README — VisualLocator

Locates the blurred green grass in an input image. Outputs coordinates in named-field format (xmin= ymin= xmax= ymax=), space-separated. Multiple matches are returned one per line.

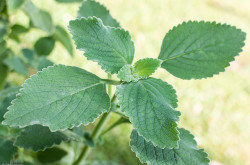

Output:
xmin=8 ymin=0 xmax=250 ymax=164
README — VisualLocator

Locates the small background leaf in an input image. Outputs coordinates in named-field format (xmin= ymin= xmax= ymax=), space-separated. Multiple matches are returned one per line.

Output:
xmin=34 ymin=37 xmax=55 ymax=56
xmin=3 ymin=56 xmax=28 ymax=75
xmin=36 ymin=147 xmax=67 ymax=164
xmin=0 ymin=137 xmax=18 ymax=162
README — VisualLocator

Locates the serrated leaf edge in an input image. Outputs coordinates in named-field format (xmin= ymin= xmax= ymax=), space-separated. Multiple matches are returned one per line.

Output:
xmin=2 ymin=64 xmax=111 ymax=132
xmin=115 ymin=78 xmax=180 ymax=149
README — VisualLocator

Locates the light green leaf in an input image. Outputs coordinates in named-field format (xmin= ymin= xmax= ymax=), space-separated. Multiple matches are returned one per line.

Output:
xmin=53 ymin=25 xmax=73 ymax=56
xmin=133 ymin=58 xmax=162 ymax=78
xmin=3 ymin=56 xmax=28 ymax=75
xmin=36 ymin=147 xmax=67 ymax=164
xmin=34 ymin=37 xmax=55 ymax=56
xmin=14 ymin=125 xmax=70 ymax=151
xmin=37 ymin=57 xmax=54 ymax=71
xmin=7 ymin=0 xmax=25 ymax=13
xmin=69 ymin=17 xmax=134 ymax=74
xmin=130 ymin=128 xmax=210 ymax=165
xmin=117 ymin=58 xmax=162 ymax=82
xmin=158 ymin=21 xmax=246 ymax=79
xmin=2 ymin=65 xmax=110 ymax=131
xmin=0 ymin=137 xmax=18 ymax=162
xmin=22 ymin=0 xmax=54 ymax=34
xmin=78 ymin=0 xmax=120 ymax=27
xmin=116 ymin=78 xmax=180 ymax=148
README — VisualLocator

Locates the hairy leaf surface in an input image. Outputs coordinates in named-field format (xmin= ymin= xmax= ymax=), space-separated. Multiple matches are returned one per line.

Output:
xmin=158 ymin=21 xmax=246 ymax=79
xmin=69 ymin=17 xmax=134 ymax=74
xmin=14 ymin=125 xmax=70 ymax=151
xmin=130 ymin=128 xmax=210 ymax=165
xmin=116 ymin=78 xmax=180 ymax=148
xmin=37 ymin=57 xmax=54 ymax=71
xmin=3 ymin=65 xmax=110 ymax=131
xmin=78 ymin=0 xmax=120 ymax=27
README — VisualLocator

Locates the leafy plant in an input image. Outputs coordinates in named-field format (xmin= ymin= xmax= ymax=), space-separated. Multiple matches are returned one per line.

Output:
xmin=0 ymin=0 xmax=246 ymax=164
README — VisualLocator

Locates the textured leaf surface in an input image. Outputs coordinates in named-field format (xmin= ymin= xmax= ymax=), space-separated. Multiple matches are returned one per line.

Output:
xmin=22 ymin=0 xmax=54 ymax=34
xmin=78 ymin=0 xmax=120 ymax=27
xmin=34 ymin=37 xmax=55 ymax=56
xmin=130 ymin=128 xmax=210 ymax=165
xmin=3 ymin=56 xmax=28 ymax=75
xmin=3 ymin=65 xmax=110 ymax=131
xmin=69 ymin=17 xmax=134 ymax=74
xmin=117 ymin=64 xmax=136 ymax=82
xmin=158 ymin=21 xmax=246 ymax=79
xmin=37 ymin=147 xmax=67 ymax=164
xmin=14 ymin=125 xmax=70 ymax=151
xmin=116 ymin=78 xmax=180 ymax=148
xmin=37 ymin=57 xmax=54 ymax=71
xmin=0 ymin=137 xmax=18 ymax=162
xmin=53 ymin=25 xmax=73 ymax=56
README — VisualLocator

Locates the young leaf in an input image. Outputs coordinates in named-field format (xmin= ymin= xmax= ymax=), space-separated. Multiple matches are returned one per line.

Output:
xmin=36 ymin=147 xmax=67 ymax=164
xmin=116 ymin=78 xmax=180 ymax=148
xmin=78 ymin=0 xmax=120 ymax=27
xmin=14 ymin=125 xmax=70 ymax=151
xmin=0 ymin=137 xmax=18 ymax=162
xmin=69 ymin=17 xmax=135 ymax=74
xmin=53 ymin=25 xmax=74 ymax=56
xmin=117 ymin=64 xmax=136 ymax=82
xmin=34 ymin=37 xmax=55 ymax=56
xmin=158 ymin=21 xmax=246 ymax=79
xmin=130 ymin=128 xmax=210 ymax=165
xmin=3 ymin=56 xmax=28 ymax=75
xmin=7 ymin=0 xmax=25 ymax=13
xmin=133 ymin=58 xmax=162 ymax=78
xmin=2 ymin=65 xmax=110 ymax=131
xmin=37 ymin=57 xmax=54 ymax=71
xmin=22 ymin=0 xmax=54 ymax=34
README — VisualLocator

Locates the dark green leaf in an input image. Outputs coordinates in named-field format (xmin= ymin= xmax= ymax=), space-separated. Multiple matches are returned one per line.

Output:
xmin=37 ymin=147 xmax=67 ymax=164
xmin=21 ymin=48 xmax=36 ymax=66
xmin=158 ymin=21 xmax=246 ymax=79
xmin=3 ymin=65 xmax=110 ymax=131
xmin=34 ymin=37 xmax=55 ymax=56
xmin=53 ymin=25 xmax=73 ymax=56
xmin=10 ymin=24 xmax=28 ymax=35
xmin=14 ymin=125 xmax=70 ymax=151
xmin=116 ymin=78 xmax=180 ymax=148
xmin=3 ymin=56 xmax=28 ymax=75
xmin=130 ymin=128 xmax=210 ymax=165
xmin=78 ymin=0 xmax=120 ymax=27
xmin=69 ymin=17 xmax=134 ymax=74
xmin=0 ymin=137 xmax=18 ymax=162
xmin=22 ymin=0 xmax=54 ymax=34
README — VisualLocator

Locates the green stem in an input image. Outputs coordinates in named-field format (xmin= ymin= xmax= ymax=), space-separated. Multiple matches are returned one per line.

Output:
xmin=101 ymin=79 xmax=122 ymax=85
xmin=73 ymin=74 xmax=113 ymax=165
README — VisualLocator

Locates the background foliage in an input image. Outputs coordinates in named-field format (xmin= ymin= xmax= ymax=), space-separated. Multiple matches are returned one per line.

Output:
xmin=1 ymin=0 xmax=250 ymax=165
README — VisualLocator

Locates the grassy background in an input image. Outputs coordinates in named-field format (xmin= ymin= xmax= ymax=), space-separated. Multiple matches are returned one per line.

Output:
xmin=8 ymin=0 xmax=250 ymax=164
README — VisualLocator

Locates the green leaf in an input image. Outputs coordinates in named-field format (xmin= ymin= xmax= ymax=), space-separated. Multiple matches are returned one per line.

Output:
xmin=0 ymin=137 xmax=18 ymax=162
xmin=69 ymin=17 xmax=135 ymax=74
xmin=3 ymin=65 xmax=110 ymax=131
xmin=3 ymin=56 xmax=28 ymax=75
xmin=53 ymin=25 xmax=73 ymax=56
xmin=117 ymin=58 xmax=162 ymax=82
xmin=0 ymin=19 xmax=8 ymax=42
xmin=0 ymin=86 xmax=20 ymax=123
xmin=37 ymin=57 xmax=54 ymax=71
xmin=34 ymin=37 xmax=55 ymax=56
xmin=22 ymin=0 xmax=54 ymax=34
xmin=158 ymin=21 xmax=246 ymax=79
xmin=14 ymin=125 xmax=70 ymax=151
xmin=7 ymin=0 xmax=25 ymax=13
xmin=78 ymin=0 xmax=120 ymax=27
xmin=10 ymin=24 xmax=28 ymax=35
xmin=22 ymin=48 xmax=36 ymax=66
xmin=130 ymin=128 xmax=210 ymax=165
xmin=36 ymin=147 xmax=67 ymax=164
xmin=116 ymin=78 xmax=180 ymax=148
xmin=0 ymin=64 xmax=8 ymax=89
